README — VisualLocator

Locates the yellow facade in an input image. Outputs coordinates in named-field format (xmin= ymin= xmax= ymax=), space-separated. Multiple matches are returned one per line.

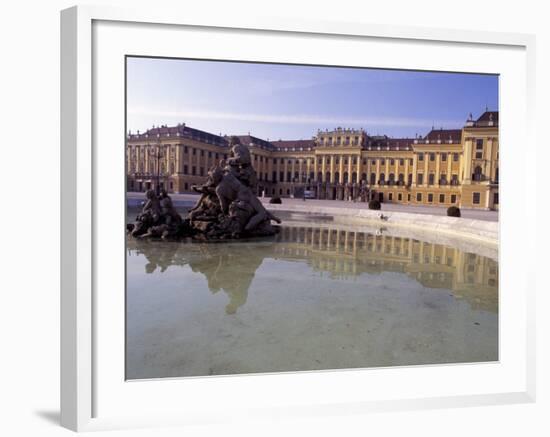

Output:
xmin=126 ymin=111 xmax=499 ymax=210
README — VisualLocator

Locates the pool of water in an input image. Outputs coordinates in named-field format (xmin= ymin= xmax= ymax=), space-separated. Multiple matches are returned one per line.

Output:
xmin=126 ymin=218 xmax=498 ymax=379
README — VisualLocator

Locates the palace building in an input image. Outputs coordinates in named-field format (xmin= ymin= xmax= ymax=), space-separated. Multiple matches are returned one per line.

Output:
xmin=126 ymin=110 xmax=499 ymax=210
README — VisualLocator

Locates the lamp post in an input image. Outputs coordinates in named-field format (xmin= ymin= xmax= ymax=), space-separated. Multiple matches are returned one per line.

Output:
xmin=149 ymin=144 xmax=165 ymax=196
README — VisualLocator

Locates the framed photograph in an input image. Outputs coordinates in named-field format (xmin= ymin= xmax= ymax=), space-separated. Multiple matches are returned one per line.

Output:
xmin=61 ymin=5 xmax=536 ymax=432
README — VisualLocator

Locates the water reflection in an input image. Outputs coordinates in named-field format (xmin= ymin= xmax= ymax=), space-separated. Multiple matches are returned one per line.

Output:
xmin=127 ymin=225 xmax=498 ymax=314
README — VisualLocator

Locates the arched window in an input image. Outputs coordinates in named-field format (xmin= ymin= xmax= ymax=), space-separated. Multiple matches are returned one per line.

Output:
xmin=473 ymin=166 xmax=483 ymax=181
xmin=352 ymin=172 xmax=357 ymax=183
xmin=380 ymin=173 xmax=386 ymax=185
xmin=317 ymin=172 xmax=322 ymax=182
xmin=389 ymin=173 xmax=395 ymax=185
xmin=361 ymin=172 xmax=367 ymax=182
xmin=370 ymin=173 xmax=376 ymax=185
xmin=343 ymin=172 xmax=348 ymax=183
xmin=398 ymin=173 xmax=405 ymax=184
xmin=334 ymin=172 xmax=340 ymax=183
xmin=495 ymin=167 xmax=499 ymax=183
xmin=325 ymin=171 xmax=331 ymax=182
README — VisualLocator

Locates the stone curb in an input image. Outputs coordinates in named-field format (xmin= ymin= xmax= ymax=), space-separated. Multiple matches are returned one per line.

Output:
xmin=264 ymin=203 xmax=499 ymax=247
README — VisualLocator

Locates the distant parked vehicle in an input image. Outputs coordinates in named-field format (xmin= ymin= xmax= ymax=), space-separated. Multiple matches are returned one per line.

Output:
xmin=303 ymin=190 xmax=315 ymax=199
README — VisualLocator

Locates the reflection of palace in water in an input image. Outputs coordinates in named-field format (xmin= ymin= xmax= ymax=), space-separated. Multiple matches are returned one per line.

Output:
xmin=275 ymin=227 xmax=498 ymax=311
xmin=127 ymin=227 xmax=498 ymax=314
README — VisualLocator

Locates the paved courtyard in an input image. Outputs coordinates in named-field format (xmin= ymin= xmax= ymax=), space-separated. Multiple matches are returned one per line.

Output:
xmin=127 ymin=192 xmax=499 ymax=222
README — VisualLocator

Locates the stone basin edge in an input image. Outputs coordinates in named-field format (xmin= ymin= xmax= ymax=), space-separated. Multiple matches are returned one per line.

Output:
xmin=265 ymin=204 xmax=499 ymax=248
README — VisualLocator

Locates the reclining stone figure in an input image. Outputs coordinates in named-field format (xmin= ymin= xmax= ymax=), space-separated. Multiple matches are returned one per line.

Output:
xmin=130 ymin=189 xmax=162 ymax=237
xmin=209 ymin=161 xmax=281 ymax=231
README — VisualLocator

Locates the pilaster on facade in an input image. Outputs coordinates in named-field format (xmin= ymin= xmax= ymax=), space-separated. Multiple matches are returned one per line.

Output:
xmin=423 ymin=157 xmax=429 ymax=187
xmin=435 ymin=153 xmax=441 ymax=185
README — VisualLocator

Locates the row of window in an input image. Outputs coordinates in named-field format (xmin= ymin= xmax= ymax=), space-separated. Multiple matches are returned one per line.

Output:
xmin=416 ymin=173 xmax=459 ymax=185
xmin=409 ymin=193 xmax=458 ymax=204
xmin=131 ymin=145 xmax=228 ymax=160
xmin=129 ymin=147 xmax=463 ymax=166
xmin=131 ymin=154 xmax=461 ymax=174
xmin=471 ymin=191 xmax=500 ymax=205
xmin=130 ymin=150 xmax=469 ymax=170
xmin=182 ymin=146 xmax=228 ymax=160
xmin=382 ymin=192 xmax=458 ymax=204
xmin=131 ymin=164 xmax=497 ymax=191
xmin=385 ymin=191 xmax=496 ymax=206
xmin=182 ymin=165 xmax=205 ymax=177
xmin=368 ymin=158 xmax=413 ymax=166
xmin=389 ymin=191 xmax=498 ymax=206
xmin=321 ymin=136 xmax=361 ymax=146
xmin=370 ymin=173 xmax=459 ymax=186
xmin=273 ymin=171 xmax=364 ymax=184
xmin=417 ymin=152 xmax=460 ymax=162
xmin=162 ymin=168 xmax=464 ymax=186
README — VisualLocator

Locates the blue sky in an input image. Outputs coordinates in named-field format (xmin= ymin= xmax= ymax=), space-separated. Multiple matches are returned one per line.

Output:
xmin=126 ymin=57 xmax=498 ymax=140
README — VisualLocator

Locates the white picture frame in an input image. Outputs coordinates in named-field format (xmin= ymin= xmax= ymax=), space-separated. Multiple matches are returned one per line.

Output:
xmin=60 ymin=5 xmax=536 ymax=432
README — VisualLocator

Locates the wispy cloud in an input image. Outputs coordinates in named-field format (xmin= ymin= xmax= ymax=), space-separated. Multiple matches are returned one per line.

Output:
xmin=128 ymin=106 xmax=462 ymax=130
xmin=246 ymin=72 xmax=347 ymax=96
xmin=242 ymin=69 xmax=419 ymax=97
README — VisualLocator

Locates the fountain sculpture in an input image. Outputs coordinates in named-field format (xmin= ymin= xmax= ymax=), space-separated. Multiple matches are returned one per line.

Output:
xmin=127 ymin=136 xmax=281 ymax=240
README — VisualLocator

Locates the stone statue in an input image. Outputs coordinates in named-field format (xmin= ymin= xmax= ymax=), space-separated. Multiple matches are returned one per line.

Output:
xmin=129 ymin=189 xmax=184 ymax=239
xmin=127 ymin=142 xmax=281 ymax=240
xmin=130 ymin=189 xmax=161 ymax=237
xmin=190 ymin=161 xmax=280 ymax=238
xmin=226 ymin=136 xmax=257 ymax=190
xmin=141 ymin=189 xmax=162 ymax=220
xmin=188 ymin=166 xmax=221 ymax=222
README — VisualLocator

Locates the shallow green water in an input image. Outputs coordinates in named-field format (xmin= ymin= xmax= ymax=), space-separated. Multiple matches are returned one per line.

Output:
xmin=126 ymin=223 xmax=498 ymax=379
